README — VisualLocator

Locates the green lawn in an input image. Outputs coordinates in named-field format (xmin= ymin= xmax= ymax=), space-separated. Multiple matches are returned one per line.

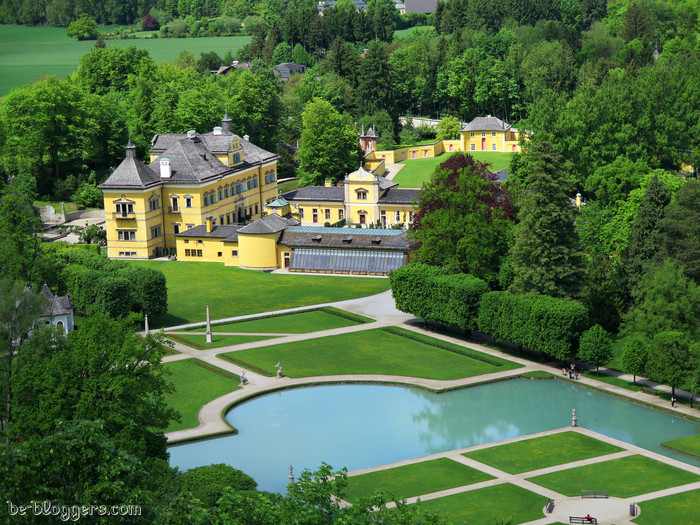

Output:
xmin=186 ymin=307 xmax=373 ymax=334
xmin=345 ymin=458 xmax=493 ymax=502
xmin=222 ymin=327 xmax=520 ymax=378
xmin=662 ymin=434 xmax=700 ymax=459
xmin=527 ymin=455 xmax=700 ymax=498
xmin=166 ymin=333 xmax=276 ymax=350
xmin=634 ymin=488 xmax=700 ymax=525
xmin=164 ymin=359 xmax=239 ymax=432
xmin=417 ymin=483 xmax=549 ymax=525
xmin=277 ymin=179 xmax=299 ymax=194
xmin=393 ymin=151 xmax=513 ymax=188
xmin=130 ymin=261 xmax=390 ymax=328
xmin=393 ymin=26 xmax=436 ymax=39
xmin=463 ymin=432 xmax=623 ymax=474
xmin=0 ymin=24 xmax=251 ymax=96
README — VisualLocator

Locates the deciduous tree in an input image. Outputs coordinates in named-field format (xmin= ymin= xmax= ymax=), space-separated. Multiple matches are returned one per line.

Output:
xmin=296 ymin=98 xmax=359 ymax=186
xmin=578 ymin=324 xmax=613 ymax=372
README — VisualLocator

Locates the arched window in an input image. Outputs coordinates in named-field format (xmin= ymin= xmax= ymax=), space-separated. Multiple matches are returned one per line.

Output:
xmin=218 ymin=187 xmax=224 ymax=201
xmin=204 ymin=193 xmax=209 ymax=207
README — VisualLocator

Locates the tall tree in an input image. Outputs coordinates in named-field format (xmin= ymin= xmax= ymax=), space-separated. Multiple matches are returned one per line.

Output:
xmin=509 ymin=142 xmax=585 ymax=299
xmin=296 ymin=98 xmax=359 ymax=186
xmin=0 ymin=280 xmax=47 ymax=444
xmin=410 ymin=153 xmax=515 ymax=282
xmin=355 ymin=40 xmax=394 ymax=116
xmin=657 ymin=179 xmax=700 ymax=283
xmin=578 ymin=324 xmax=613 ymax=373
xmin=625 ymin=174 xmax=670 ymax=289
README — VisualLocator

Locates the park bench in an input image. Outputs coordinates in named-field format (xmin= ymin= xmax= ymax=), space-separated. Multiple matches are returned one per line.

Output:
xmin=570 ymin=517 xmax=597 ymax=524
xmin=581 ymin=490 xmax=607 ymax=498
xmin=545 ymin=500 xmax=554 ymax=513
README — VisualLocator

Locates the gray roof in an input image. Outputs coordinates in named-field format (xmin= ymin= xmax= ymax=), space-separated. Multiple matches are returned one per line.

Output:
xmin=378 ymin=177 xmax=398 ymax=190
xmin=237 ymin=214 xmax=299 ymax=235
xmin=378 ymin=188 xmax=420 ymax=204
xmin=99 ymin=156 xmax=161 ymax=190
xmin=275 ymin=62 xmax=307 ymax=79
xmin=41 ymin=284 xmax=74 ymax=317
xmin=152 ymin=132 xmax=277 ymax=163
xmin=282 ymin=186 xmax=345 ymax=202
xmin=176 ymin=224 xmax=243 ymax=243
xmin=280 ymin=229 xmax=411 ymax=251
xmin=404 ymin=0 xmax=437 ymax=13
xmin=147 ymin=135 xmax=231 ymax=184
xmin=461 ymin=116 xmax=511 ymax=132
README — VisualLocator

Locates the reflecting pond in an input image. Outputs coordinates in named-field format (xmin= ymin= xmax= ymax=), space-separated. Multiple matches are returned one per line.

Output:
xmin=169 ymin=378 xmax=700 ymax=493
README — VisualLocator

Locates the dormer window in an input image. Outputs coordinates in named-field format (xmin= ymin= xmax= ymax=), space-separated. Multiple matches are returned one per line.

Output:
xmin=371 ymin=237 xmax=381 ymax=245
xmin=342 ymin=236 xmax=352 ymax=244
xmin=312 ymin=235 xmax=322 ymax=243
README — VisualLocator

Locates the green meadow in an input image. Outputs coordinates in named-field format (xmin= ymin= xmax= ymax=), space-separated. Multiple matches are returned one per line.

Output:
xmin=0 ymin=24 xmax=251 ymax=96
xmin=393 ymin=151 xmax=513 ymax=188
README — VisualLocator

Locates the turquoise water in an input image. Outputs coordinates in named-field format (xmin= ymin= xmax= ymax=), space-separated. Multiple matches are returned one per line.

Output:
xmin=169 ymin=378 xmax=700 ymax=493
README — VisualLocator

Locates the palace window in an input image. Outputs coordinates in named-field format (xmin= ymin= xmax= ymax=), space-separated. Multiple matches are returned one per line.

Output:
xmin=338 ymin=209 xmax=344 ymax=220
xmin=150 ymin=226 xmax=161 ymax=239
xmin=470 ymin=144 xmax=476 ymax=151
xmin=492 ymin=143 xmax=497 ymax=151
xmin=356 ymin=190 xmax=367 ymax=200
xmin=324 ymin=209 xmax=331 ymax=220
xmin=117 ymin=230 xmax=136 ymax=241
xmin=232 ymin=250 xmax=238 ymax=257
xmin=115 ymin=202 xmax=134 ymax=215
xmin=470 ymin=132 xmax=475 ymax=137
xmin=312 ymin=209 xmax=318 ymax=223
xmin=395 ymin=210 xmax=401 ymax=222
xmin=233 ymin=153 xmax=241 ymax=164
xmin=299 ymin=208 xmax=305 ymax=219
xmin=171 ymin=196 xmax=179 ymax=212
xmin=173 ymin=224 xmax=180 ymax=234
xmin=211 ymin=192 xmax=217 ymax=204
xmin=491 ymin=132 xmax=497 ymax=137
xmin=219 ymin=188 xmax=224 ymax=200
xmin=254 ymin=204 xmax=258 ymax=215
xmin=224 ymin=186 xmax=229 ymax=198
xmin=149 ymin=196 xmax=159 ymax=211
xmin=481 ymin=132 xmax=486 ymax=137
xmin=185 ymin=196 xmax=193 ymax=207
xmin=186 ymin=223 xmax=194 ymax=230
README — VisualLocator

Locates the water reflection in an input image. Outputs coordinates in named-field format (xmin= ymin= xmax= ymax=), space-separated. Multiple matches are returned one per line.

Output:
xmin=169 ymin=378 xmax=700 ymax=494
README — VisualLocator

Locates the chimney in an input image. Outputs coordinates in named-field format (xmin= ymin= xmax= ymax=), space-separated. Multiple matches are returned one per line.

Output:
xmin=213 ymin=126 xmax=222 ymax=135
xmin=206 ymin=216 xmax=213 ymax=233
xmin=243 ymin=134 xmax=250 ymax=141
xmin=222 ymin=112 xmax=232 ymax=133
xmin=186 ymin=130 xmax=196 ymax=139
xmin=159 ymin=158 xmax=171 ymax=179
xmin=125 ymin=137 xmax=136 ymax=158
xmin=325 ymin=180 xmax=333 ymax=187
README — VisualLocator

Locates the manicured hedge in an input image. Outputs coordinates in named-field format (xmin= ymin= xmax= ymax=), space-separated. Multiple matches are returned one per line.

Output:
xmin=390 ymin=263 xmax=489 ymax=331
xmin=477 ymin=291 xmax=589 ymax=359
xmin=54 ymin=245 xmax=167 ymax=318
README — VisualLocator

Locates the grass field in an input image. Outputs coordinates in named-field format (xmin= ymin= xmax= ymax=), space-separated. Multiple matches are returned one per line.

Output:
xmin=164 ymin=359 xmax=239 ymax=432
xmin=417 ymin=483 xmax=549 ymax=525
xmin=130 ymin=260 xmax=390 ymax=328
xmin=634 ymin=488 xmax=700 ymax=524
xmin=393 ymin=151 xmax=513 ymax=188
xmin=222 ymin=327 xmax=520 ymax=379
xmin=0 ymin=24 xmax=251 ymax=96
xmin=186 ymin=307 xmax=373 ymax=334
xmin=345 ymin=458 xmax=493 ymax=502
xmin=662 ymin=434 xmax=700 ymax=459
xmin=166 ymin=333 xmax=276 ymax=350
xmin=527 ymin=455 xmax=700 ymax=498
xmin=463 ymin=432 xmax=623 ymax=474
xmin=393 ymin=25 xmax=436 ymax=39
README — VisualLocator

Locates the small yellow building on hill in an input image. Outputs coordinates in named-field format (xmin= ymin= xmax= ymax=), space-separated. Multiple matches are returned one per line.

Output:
xmin=282 ymin=165 xmax=418 ymax=228
xmin=99 ymin=114 xmax=279 ymax=259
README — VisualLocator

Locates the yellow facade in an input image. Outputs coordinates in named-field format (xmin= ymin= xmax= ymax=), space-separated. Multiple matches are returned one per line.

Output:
xmin=101 ymin=123 xmax=279 ymax=259
xmin=238 ymin=233 xmax=281 ymax=269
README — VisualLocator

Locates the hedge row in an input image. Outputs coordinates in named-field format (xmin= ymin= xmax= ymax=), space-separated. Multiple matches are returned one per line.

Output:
xmin=48 ymin=244 xmax=167 ymax=319
xmin=390 ymin=263 xmax=489 ymax=331
xmin=166 ymin=334 xmax=205 ymax=350
xmin=477 ymin=291 xmax=589 ymax=360
xmin=190 ymin=359 xmax=238 ymax=380
xmin=220 ymin=355 xmax=273 ymax=377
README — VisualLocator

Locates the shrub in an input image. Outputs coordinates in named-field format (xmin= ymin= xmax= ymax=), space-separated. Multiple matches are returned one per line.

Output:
xmin=477 ymin=291 xmax=589 ymax=359
xmin=142 ymin=13 xmax=160 ymax=30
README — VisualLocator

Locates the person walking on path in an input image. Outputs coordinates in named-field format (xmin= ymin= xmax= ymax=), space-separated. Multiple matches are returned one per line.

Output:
xmin=671 ymin=396 xmax=676 ymax=408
